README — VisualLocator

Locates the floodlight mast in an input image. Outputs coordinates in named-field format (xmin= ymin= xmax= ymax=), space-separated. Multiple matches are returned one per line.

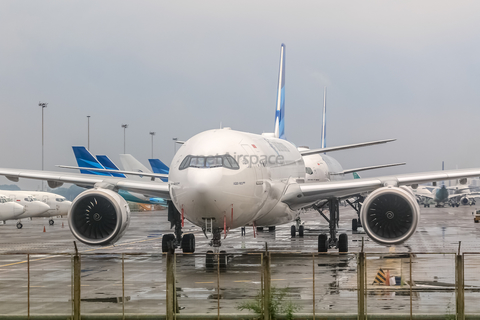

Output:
xmin=121 ymin=124 xmax=128 ymax=153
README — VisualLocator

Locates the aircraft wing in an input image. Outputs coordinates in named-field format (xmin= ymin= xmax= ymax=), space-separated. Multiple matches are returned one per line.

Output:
xmin=342 ymin=162 xmax=406 ymax=174
xmin=0 ymin=168 xmax=171 ymax=199
xmin=282 ymin=168 xmax=480 ymax=209
xmin=299 ymin=139 xmax=395 ymax=156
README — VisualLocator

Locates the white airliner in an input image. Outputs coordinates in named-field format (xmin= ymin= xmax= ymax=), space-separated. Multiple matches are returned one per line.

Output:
xmin=0 ymin=191 xmax=51 ymax=228
xmin=0 ymin=194 xmax=25 ymax=221
xmin=0 ymin=191 xmax=71 ymax=228
xmin=1 ymin=44 xmax=480 ymax=263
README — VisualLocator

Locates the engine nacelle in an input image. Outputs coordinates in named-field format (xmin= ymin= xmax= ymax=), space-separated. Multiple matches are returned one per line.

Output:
xmin=461 ymin=197 xmax=469 ymax=205
xmin=360 ymin=186 xmax=420 ymax=245
xmin=68 ymin=188 xmax=130 ymax=246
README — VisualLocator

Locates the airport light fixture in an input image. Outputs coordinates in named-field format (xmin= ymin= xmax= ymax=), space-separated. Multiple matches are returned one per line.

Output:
xmin=121 ymin=124 xmax=128 ymax=153
xmin=87 ymin=116 xmax=91 ymax=150
xmin=39 ymin=102 xmax=48 ymax=191
xmin=150 ymin=132 xmax=156 ymax=158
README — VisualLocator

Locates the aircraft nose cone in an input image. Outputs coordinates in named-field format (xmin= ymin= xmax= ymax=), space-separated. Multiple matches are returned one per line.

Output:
xmin=14 ymin=204 xmax=25 ymax=217
xmin=60 ymin=201 xmax=72 ymax=215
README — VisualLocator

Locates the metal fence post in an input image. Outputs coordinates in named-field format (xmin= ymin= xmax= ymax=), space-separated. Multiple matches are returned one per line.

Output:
xmin=456 ymin=252 xmax=465 ymax=320
xmin=166 ymin=250 xmax=175 ymax=320
xmin=263 ymin=250 xmax=271 ymax=320
xmin=357 ymin=251 xmax=365 ymax=320
xmin=27 ymin=254 xmax=30 ymax=320
xmin=73 ymin=242 xmax=81 ymax=320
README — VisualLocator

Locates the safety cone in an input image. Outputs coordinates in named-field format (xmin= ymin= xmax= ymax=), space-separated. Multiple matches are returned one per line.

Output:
xmin=62 ymin=222 xmax=64 ymax=228
xmin=43 ymin=226 xmax=46 ymax=232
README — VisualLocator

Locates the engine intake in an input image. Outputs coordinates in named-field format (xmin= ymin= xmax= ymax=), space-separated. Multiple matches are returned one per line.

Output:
xmin=360 ymin=187 xmax=420 ymax=245
xmin=68 ymin=188 xmax=130 ymax=246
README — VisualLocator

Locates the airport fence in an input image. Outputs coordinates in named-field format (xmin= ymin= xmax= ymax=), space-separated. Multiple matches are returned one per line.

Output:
xmin=1 ymin=246 xmax=480 ymax=319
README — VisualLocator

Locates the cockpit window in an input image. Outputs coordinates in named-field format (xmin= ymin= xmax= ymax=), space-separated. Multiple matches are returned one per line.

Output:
xmin=179 ymin=154 xmax=239 ymax=170
xmin=306 ymin=167 xmax=313 ymax=175
xmin=56 ymin=198 xmax=65 ymax=202
xmin=0 ymin=196 xmax=12 ymax=203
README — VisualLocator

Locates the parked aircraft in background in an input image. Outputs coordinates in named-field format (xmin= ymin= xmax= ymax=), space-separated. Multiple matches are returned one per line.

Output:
xmin=2 ymin=44 xmax=480 ymax=268
xmin=70 ymin=147 xmax=167 ymax=205
xmin=0 ymin=191 xmax=50 ymax=228
xmin=0 ymin=194 xmax=25 ymax=221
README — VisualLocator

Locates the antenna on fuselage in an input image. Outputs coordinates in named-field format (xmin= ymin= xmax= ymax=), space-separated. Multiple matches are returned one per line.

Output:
xmin=274 ymin=44 xmax=286 ymax=140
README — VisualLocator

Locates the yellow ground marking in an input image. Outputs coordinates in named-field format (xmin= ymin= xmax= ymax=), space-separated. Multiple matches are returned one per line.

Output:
xmin=21 ymin=286 xmax=45 ymax=288
xmin=195 ymin=282 xmax=214 ymax=284
xmin=271 ymin=279 xmax=285 ymax=281
xmin=0 ymin=237 xmax=163 ymax=269
xmin=233 ymin=280 xmax=252 ymax=283
xmin=302 ymin=278 xmax=313 ymax=280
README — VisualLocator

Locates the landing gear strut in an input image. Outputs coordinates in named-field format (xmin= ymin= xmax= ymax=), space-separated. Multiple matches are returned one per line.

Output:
xmin=346 ymin=196 xmax=363 ymax=231
xmin=161 ymin=201 xmax=195 ymax=253
xmin=313 ymin=199 xmax=348 ymax=253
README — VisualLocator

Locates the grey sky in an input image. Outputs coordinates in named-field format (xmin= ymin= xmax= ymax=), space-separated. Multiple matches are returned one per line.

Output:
xmin=1 ymin=1 xmax=480 ymax=189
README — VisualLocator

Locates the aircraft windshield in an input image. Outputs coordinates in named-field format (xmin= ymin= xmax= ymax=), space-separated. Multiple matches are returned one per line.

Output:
xmin=56 ymin=198 xmax=65 ymax=202
xmin=179 ymin=154 xmax=239 ymax=170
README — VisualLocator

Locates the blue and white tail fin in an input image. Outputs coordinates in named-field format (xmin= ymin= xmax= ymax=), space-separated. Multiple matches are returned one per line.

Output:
xmin=149 ymin=159 xmax=169 ymax=182
xmin=149 ymin=159 xmax=169 ymax=174
xmin=274 ymin=44 xmax=286 ymax=140
xmin=96 ymin=155 xmax=126 ymax=178
xmin=72 ymin=146 xmax=111 ymax=176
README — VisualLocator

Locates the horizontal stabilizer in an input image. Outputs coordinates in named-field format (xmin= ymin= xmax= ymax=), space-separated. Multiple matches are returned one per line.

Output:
xmin=300 ymin=139 xmax=396 ymax=156
xmin=343 ymin=162 xmax=406 ymax=174
xmin=57 ymin=165 xmax=168 ymax=179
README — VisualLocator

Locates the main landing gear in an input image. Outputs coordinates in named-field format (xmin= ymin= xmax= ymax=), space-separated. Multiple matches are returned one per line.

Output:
xmin=161 ymin=201 xmax=196 ymax=254
xmin=345 ymin=196 xmax=364 ymax=232
xmin=203 ymin=219 xmax=228 ymax=270
xmin=313 ymin=199 xmax=348 ymax=253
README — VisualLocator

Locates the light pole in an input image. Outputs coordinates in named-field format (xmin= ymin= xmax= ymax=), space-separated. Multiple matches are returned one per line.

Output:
xmin=87 ymin=116 xmax=90 ymax=150
xmin=150 ymin=132 xmax=156 ymax=158
xmin=173 ymin=137 xmax=178 ymax=157
xmin=121 ymin=124 xmax=128 ymax=153
xmin=39 ymin=102 xmax=48 ymax=191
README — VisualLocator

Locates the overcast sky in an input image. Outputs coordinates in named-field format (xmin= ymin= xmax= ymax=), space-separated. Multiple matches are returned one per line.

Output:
xmin=1 ymin=1 xmax=480 ymax=189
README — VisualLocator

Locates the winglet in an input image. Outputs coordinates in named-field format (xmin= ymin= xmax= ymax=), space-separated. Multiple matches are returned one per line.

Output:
xmin=274 ymin=44 xmax=286 ymax=140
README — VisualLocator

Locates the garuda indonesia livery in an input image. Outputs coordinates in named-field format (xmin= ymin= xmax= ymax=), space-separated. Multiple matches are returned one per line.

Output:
xmin=1 ymin=44 xmax=480 ymax=262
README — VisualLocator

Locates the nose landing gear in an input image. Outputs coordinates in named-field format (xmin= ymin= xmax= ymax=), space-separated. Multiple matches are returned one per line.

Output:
xmin=161 ymin=201 xmax=196 ymax=254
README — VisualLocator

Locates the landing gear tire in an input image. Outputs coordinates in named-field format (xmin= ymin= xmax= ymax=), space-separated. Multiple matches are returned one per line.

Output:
xmin=16 ymin=222 xmax=23 ymax=229
xmin=219 ymin=250 xmax=227 ymax=269
xmin=290 ymin=225 xmax=296 ymax=238
xmin=256 ymin=227 xmax=264 ymax=232
xmin=49 ymin=219 xmax=54 ymax=226
xmin=162 ymin=234 xmax=176 ymax=253
xmin=206 ymin=250 xmax=214 ymax=269
xmin=338 ymin=233 xmax=348 ymax=253
xmin=318 ymin=234 xmax=328 ymax=252
xmin=268 ymin=226 xmax=276 ymax=232
xmin=298 ymin=225 xmax=304 ymax=237
xmin=352 ymin=218 xmax=358 ymax=231
xmin=181 ymin=234 xmax=195 ymax=253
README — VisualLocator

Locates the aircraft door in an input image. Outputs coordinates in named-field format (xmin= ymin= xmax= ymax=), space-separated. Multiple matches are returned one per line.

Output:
xmin=241 ymin=144 xmax=266 ymax=199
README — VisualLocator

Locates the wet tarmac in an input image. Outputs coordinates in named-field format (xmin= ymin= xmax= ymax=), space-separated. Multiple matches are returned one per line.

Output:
xmin=1 ymin=205 xmax=480 ymax=315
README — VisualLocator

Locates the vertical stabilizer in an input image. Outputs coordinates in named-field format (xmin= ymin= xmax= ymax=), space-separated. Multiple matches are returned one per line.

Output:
xmin=72 ymin=146 xmax=111 ymax=176
xmin=274 ymin=44 xmax=286 ymax=140
xmin=96 ymin=155 xmax=126 ymax=178
xmin=321 ymin=87 xmax=327 ymax=149
xmin=149 ymin=159 xmax=169 ymax=182
xmin=119 ymin=154 xmax=152 ymax=181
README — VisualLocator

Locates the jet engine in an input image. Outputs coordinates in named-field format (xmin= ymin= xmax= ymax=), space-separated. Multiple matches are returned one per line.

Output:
xmin=461 ymin=197 xmax=469 ymax=205
xmin=360 ymin=186 xmax=420 ymax=245
xmin=68 ymin=188 xmax=130 ymax=246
